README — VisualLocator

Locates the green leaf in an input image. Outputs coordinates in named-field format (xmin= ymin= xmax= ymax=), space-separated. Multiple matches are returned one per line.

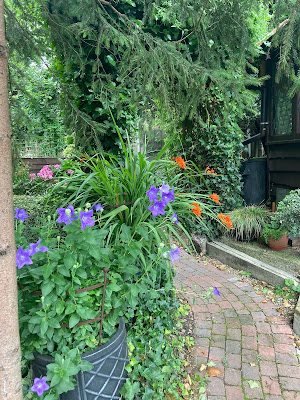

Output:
xmin=56 ymin=300 xmax=65 ymax=315
xmin=120 ymin=224 xmax=131 ymax=243
xmin=248 ymin=380 xmax=259 ymax=389
xmin=64 ymin=253 xmax=76 ymax=269
xmin=69 ymin=313 xmax=80 ymax=328
xmin=65 ymin=303 xmax=76 ymax=315
xmin=120 ymin=380 xmax=140 ymax=400
xmin=41 ymin=281 xmax=55 ymax=297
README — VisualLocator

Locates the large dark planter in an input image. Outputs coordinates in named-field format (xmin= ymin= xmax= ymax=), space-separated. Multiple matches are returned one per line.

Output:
xmin=32 ymin=318 xmax=128 ymax=400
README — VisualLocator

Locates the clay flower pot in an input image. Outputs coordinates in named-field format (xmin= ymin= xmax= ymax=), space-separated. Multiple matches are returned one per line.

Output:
xmin=268 ymin=232 xmax=288 ymax=251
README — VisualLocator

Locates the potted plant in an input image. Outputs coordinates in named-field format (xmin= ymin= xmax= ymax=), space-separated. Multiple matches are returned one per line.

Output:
xmin=227 ymin=205 xmax=270 ymax=242
xmin=275 ymin=189 xmax=300 ymax=247
xmin=261 ymin=221 xmax=289 ymax=251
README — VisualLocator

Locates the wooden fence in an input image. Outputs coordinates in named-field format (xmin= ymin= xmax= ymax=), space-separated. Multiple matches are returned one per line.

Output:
xmin=21 ymin=158 xmax=61 ymax=174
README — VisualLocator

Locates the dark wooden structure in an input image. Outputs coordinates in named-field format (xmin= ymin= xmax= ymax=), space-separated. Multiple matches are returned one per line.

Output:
xmin=21 ymin=157 xmax=61 ymax=174
xmin=263 ymin=55 xmax=300 ymax=203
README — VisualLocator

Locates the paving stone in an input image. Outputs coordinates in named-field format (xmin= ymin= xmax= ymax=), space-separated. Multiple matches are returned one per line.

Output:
xmin=223 ymin=309 xmax=238 ymax=318
xmin=262 ymin=376 xmax=282 ymax=395
xmin=212 ymin=323 xmax=226 ymax=335
xmin=226 ymin=340 xmax=241 ymax=354
xmin=242 ymin=349 xmax=258 ymax=363
xmin=243 ymin=381 xmax=264 ymax=399
xmin=242 ymin=362 xmax=260 ymax=380
xmin=211 ymin=334 xmax=226 ymax=348
xmin=218 ymin=300 xmax=233 ymax=309
xmin=226 ymin=353 xmax=241 ymax=369
xmin=265 ymin=396 xmax=284 ymax=400
xmin=258 ymin=333 xmax=274 ymax=347
xmin=260 ymin=360 xmax=278 ymax=376
xmin=282 ymin=391 xmax=300 ymax=399
xmin=278 ymin=364 xmax=300 ymax=379
xmin=256 ymin=322 xmax=272 ymax=334
xmin=242 ymin=325 xmax=257 ymax=336
xmin=242 ymin=336 xmax=258 ymax=350
xmin=224 ymin=368 xmax=241 ymax=386
xmin=271 ymin=324 xmax=293 ymax=335
xmin=225 ymin=385 xmax=244 ymax=400
xmin=258 ymin=345 xmax=276 ymax=361
xmin=227 ymin=328 xmax=241 ymax=341
xmin=279 ymin=377 xmax=300 ymax=391
xmin=252 ymin=311 xmax=266 ymax=321
xmin=273 ymin=333 xmax=294 ymax=344
xmin=239 ymin=314 xmax=255 ymax=324
xmin=207 ymin=377 xmax=225 ymax=396
xmin=194 ymin=328 xmax=211 ymax=337
xmin=226 ymin=317 xmax=241 ymax=328
xmin=246 ymin=302 xmax=262 ymax=311
xmin=276 ymin=352 xmax=299 ymax=366
xmin=274 ymin=343 xmax=295 ymax=354
xmin=209 ymin=347 xmax=225 ymax=362
xmin=263 ymin=308 xmax=281 ymax=316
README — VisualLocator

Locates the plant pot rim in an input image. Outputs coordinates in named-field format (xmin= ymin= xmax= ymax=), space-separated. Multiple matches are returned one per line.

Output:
xmin=34 ymin=317 xmax=125 ymax=362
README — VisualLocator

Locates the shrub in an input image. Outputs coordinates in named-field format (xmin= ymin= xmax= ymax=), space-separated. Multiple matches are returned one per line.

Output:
xmin=274 ymin=189 xmax=300 ymax=237
xmin=261 ymin=225 xmax=288 ymax=244
xmin=227 ymin=206 xmax=270 ymax=242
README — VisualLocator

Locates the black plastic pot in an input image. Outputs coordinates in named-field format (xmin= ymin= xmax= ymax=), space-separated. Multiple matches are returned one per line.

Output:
xmin=32 ymin=318 xmax=128 ymax=400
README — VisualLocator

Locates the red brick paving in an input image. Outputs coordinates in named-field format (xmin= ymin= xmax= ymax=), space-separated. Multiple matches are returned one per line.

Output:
xmin=174 ymin=251 xmax=300 ymax=399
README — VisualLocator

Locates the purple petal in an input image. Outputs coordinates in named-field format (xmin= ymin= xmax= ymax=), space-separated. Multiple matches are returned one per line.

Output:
xmin=213 ymin=286 xmax=221 ymax=296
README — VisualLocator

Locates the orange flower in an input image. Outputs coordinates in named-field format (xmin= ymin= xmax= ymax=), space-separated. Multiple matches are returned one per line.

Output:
xmin=205 ymin=166 xmax=216 ymax=175
xmin=172 ymin=156 xmax=186 ymax=169
xmin=192 ymin=202 xmax=202 ymax=218
xmin=218 ymin=213 xmax=233 ymax=229
xmin=209 ymin=193 xmax=221 ymax=204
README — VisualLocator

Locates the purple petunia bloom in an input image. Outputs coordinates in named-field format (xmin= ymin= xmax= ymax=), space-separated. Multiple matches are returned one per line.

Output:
xmin=94 ymin=203 xmax=104 ymax=212
xmin=213 ymin=286 xmax=221 ymax=296
xmin=28 ymin=239 xmax=49 ymax=257
xmin=169 ymin=247 xmax=181 ymax=263
xmin=171 ymin=212 xmax=179 ymax=225
xmin=30 ymin=376 xmax=50 ymax=397
xmin=16 ymin=247 xmax=33 ymax=269
xmin=159 ymin=181 xmax=170 ymax=195
xmin=79 ymin=210 xmax=95 ymax=230
xmin=161 ymin=187 xmax=175 ymax=207
xmin=14 ymin=208 xmax=29 ymax=222
xmin=148 ymin=199 xmax=165 ymax=218
xmin=146 ymin=185 xmax=159 ymax=202
xmin=56 ymin=205 xmax=77 ymax=225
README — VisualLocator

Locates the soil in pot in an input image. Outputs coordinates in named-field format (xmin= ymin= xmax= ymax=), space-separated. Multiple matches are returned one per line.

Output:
xmin=268 ymin=232 xmax=288 ymax=251
xmin=32 ymin=318 xmax=128 ymax=400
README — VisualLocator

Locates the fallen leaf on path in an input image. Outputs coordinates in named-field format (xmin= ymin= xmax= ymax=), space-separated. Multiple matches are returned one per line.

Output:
xmin=283 ymin=299 xmax=293 ymax=308
xmin=207 ymin=367 xmax=222 ymax=377
xmin=200 ymin=364 xmax=207 ymax=371
xmin=248 ymin=380 xmax=259 ymax=389
xmin=250 ymin=363 xmax=257 ymax=367
xmin=261 ymin=300 xmax=267 ymax=303
xmin=277 ymin=308 xmax=284 ymax=314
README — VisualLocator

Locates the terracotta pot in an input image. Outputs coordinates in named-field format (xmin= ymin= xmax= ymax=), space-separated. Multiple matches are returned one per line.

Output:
xmin=268 ymin=232 xmax=288 ymax=251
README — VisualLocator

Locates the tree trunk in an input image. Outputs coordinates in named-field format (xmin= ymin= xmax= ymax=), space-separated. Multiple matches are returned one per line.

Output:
xmin=0 ymin=0 xmax=23 ymax=398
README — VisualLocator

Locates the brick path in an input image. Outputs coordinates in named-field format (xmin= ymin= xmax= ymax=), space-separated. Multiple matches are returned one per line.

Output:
xmin=174 ymin=251 xmax=300 ymax=400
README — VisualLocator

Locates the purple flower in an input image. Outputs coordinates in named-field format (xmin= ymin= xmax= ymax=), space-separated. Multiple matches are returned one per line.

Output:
xmin=169 ymin=247 xmax=181 ymax=263
xmin=213 ymin=286 xmax=221 ymax=296
xmin=146 ymin=185 xmax=159 ymax=202
xmin=148 ymin=200 xmax=165 ymax=218
xmin=30 ymin=376 xmax=50 ymax=397
xmin=28 ymin=239 xmax=49 ymax=256
xmin=171 ymin=212 xmax=179 ymax=225
xmin=16 ymin=247 xmax=33 ymax=269
xmin=159 ymin=182 xmax=170 ymax=195
xmin=79 ymin=210 xmax=95 ymax=230
xmin=94 ymin=203 xmax=104 ymax=212
xmin=56 ymin=205 xmax=77 ymax=225
xmin=14 ymin=208 xmax=29 ymax=222
xmin=161 ymin=187 xmax=175 ymax=206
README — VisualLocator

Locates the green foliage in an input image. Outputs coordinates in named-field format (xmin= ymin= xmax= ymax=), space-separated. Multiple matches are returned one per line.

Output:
xmin=13 ymin=195 xmax=53 ymax=242
xmin=261 ymin=225 xmax=288 ymax=244
xmin=275 ymin=278 xmax=300 ymax=299
xmin=274 ymin=189 xmax=300 ymax=237
xmin=228 ymin=206 xmax=270 ymax=242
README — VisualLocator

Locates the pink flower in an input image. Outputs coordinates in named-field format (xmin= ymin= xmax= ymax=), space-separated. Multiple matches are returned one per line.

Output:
xmin=54 ymin=179 xmax=58 ymax=182
xmin=67 ymin=169 xmax=74 ymax=174
xmin=54 ymin=164 xmax=60 ymax=169
xmin=37 ymin=165 xmax=53 ymax=180
xmin=29 ymin=173 xmax=36 ymax=181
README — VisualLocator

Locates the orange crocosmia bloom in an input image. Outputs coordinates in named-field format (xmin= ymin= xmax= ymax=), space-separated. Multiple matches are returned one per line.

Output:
xmin=209 ymin=193 xmax=221 ymax=204
xmin=205 ymin=166 xmax=216 ymax=175
xmin=192 ymin=202 xmax=202 ymax=217
xmin=173 ymin=156 xmax=186 ymax=169
xmin=218 ymin=213 xmax=233 ymax=229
